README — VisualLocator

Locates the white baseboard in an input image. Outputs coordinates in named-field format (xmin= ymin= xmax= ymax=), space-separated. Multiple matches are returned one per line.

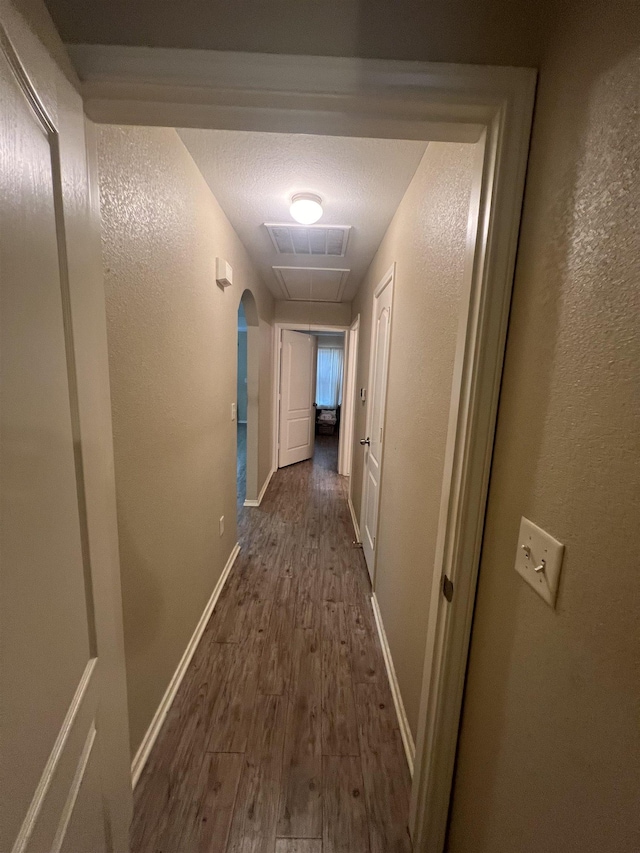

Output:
xmin=348 ymin=493 xmax=361 ymax=543
xmin=243 ymin=466 xmax=275 ymax=508
xmin=370 ymin=592 xmax=416 ymax=777
xmin=131 ymin=541 xmax=240 ymax=788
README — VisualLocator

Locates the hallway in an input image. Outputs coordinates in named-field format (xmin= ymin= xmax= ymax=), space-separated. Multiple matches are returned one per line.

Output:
xmin=131 ymin=435 xmax=412 ymax=852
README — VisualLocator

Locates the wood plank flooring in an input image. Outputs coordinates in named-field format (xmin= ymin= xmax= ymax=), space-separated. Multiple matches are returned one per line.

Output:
xmin=131 ymin=435 xmax=412 ymax=852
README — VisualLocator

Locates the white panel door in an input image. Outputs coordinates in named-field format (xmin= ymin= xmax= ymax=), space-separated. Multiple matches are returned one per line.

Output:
xmin=279 ymin=330 xmax=317 ymax=467
xmin=0 ymin=20 xmax=130 ymax=853
xmin=360 ymin=267 xmax=394 ymax=581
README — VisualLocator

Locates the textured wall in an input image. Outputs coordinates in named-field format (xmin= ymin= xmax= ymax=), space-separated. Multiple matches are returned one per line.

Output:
xmin=351 ymin=142 xmax=476 ymax=736
xmin=97 ymin=125 xmax=274 ymax=756
xmin=275 ymin=300 xmax=351 ymax=327
xmin=448 ymin=3 xmax=640 ymax=851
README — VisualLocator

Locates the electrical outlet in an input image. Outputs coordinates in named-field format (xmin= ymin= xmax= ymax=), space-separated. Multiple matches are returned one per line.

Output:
xmin=219 ymin=516 xmax=225 ymax=537
xmin=231 ymin=402 xmax=236 ymax=421
xmin=515 ymin=517 xmax=564 ymax=607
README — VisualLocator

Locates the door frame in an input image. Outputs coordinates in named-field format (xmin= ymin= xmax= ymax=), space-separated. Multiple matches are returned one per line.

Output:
xmin=67 ymin=47 xmax=536 ymax=851
xmin=358 ymin=264 xmax=395 ymax=585
xmin=272 ymin=322 xmax=352 ymax=473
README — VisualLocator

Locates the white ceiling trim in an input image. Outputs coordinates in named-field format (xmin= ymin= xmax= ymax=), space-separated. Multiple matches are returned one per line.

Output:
xmin=67 ymin=46 xmax=494 ymax=142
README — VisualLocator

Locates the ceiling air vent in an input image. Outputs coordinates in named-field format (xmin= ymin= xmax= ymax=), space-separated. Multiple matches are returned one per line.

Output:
xmin=265 ymin=223 xmax=351 ymax=257
xmin=273 ymin=267 xmax=350 ymax=302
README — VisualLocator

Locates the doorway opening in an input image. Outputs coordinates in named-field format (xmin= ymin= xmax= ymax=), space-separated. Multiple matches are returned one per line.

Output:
xmin=237 ymin=289 xmax=260 ymax=508
xmin=273 ymin=324 xmax=353 ymax=477
xmin=314 ymin=332 xmax=345 ymax=462
xmin=313 ymin=331 xmax=346 ymax=475
xmin=69 ymin=45 xmax=535 ymax=853
xmin=236 ymin=300 xmax=248 ymax=508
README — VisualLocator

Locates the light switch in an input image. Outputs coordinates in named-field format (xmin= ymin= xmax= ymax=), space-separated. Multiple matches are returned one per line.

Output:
xmin=515 ymin=517 xmax=564 ymax=607
xmin=231 ymin=402 xmax=236 ymax=421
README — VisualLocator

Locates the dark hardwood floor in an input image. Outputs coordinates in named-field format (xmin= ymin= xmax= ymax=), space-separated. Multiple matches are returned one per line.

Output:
xmin=131 ymin=435 xmax=412 ymax=852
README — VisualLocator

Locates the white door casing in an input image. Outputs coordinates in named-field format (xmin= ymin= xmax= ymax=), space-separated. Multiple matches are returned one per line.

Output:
xmin=278 ymin=330 xmax=317 ymax=468
xmin=340 ymin=317 xmax=359 ymax=478
xmin=0 ymin=6 xmax=132 ymax=853
xmin=32 ymin=43 xmax=537 ymax=853
xmin=360 ymin=265 xmax=395 ymax=582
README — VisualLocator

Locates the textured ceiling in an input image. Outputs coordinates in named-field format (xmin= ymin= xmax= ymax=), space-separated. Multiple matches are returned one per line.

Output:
xmin=178 ymin=130 xmax=427 ymax=302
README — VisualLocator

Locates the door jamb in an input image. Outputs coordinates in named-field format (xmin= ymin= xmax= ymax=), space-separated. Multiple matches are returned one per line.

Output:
xmin=341 ymin=314 xmax=360 ymax=480
xmin=69 ymin=48 xmax=536 ymax=852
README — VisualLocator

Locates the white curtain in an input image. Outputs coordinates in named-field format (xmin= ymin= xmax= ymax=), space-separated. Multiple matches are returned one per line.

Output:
xmin=316 ymin=346 xmax=344 ymax=408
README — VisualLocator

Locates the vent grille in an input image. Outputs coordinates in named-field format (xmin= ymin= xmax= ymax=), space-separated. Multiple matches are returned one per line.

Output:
xmin=273 ymin=267 xmax=350 ymax=302
xmin=265 ymin=223 xmax=350 ymax=257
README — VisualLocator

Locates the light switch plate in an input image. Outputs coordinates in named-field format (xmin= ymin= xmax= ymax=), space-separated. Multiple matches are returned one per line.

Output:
xmin=515 ymin=516 xmax=564 ymax=607
xmin=231 ymin=402 xmax=236 ymax=421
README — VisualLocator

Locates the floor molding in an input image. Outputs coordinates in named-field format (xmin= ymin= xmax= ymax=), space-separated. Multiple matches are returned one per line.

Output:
xmin=347 ymin=493 xmax=361 ymax=543
xmin=244 ymin=466 xmax=275 ymax=508
xmin=131 ymin=541 xmax=241 ymax=788
xmin=370 ymin=592 xmax=416 ymax=777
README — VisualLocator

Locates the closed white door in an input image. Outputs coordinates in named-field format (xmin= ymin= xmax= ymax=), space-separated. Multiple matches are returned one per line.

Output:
xmin=279 ymin=330 xmax=317 ymax=467
xmin=1 ymin=19 xmax=130 ymax=853
xmin=360 ymin=267 xmax=394 ymax=581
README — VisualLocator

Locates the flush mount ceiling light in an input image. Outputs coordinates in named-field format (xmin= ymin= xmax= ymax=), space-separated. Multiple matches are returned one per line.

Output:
xmin=289 ymin=193 xmax=323 ymax=225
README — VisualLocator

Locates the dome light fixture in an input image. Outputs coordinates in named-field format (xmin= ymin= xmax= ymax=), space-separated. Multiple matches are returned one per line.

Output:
xmin=289 ymin=193 xmax=323 ymax=225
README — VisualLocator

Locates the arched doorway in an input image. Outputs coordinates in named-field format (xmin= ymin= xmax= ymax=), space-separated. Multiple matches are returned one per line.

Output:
xmin=237 ymin=289 xmax=259 ymax=508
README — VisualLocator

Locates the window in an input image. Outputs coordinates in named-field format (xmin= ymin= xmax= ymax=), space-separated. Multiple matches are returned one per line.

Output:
xmin=316 ymin=346 xmax=344 ymax=408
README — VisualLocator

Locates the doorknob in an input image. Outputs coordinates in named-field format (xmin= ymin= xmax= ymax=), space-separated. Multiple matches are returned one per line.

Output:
xmin=360 ymin=437 xmax=370 ymax=446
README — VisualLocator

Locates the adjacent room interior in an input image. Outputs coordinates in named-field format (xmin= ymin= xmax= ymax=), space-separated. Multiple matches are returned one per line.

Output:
xmin=276 ymin=328 xmax=347 ymax=474
xmin=313 ymin=331 xmax=344 ymax=441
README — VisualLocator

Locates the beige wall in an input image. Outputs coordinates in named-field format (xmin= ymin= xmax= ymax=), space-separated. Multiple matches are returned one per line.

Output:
xmin=275 ymin=299 xmax=351 ymax=327
xmin=97 ymin=125 xmax=274 ymax=757
xmin=351 ymin=142 xmax=477 ymax=737
xmin=448 ymin=4 xmax=640 ymax=852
